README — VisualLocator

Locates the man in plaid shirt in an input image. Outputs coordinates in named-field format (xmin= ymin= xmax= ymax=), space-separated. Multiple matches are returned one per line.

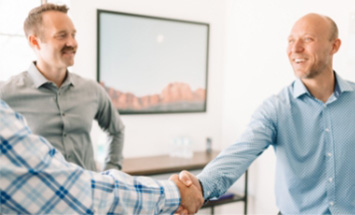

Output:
xmin=0 ymin=99 xmax=203 ymax=214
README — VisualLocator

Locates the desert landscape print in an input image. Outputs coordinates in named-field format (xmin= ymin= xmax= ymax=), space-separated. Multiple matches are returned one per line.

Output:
xmin=98 ymin=12 xmax=209 ymax=114
xmin=102 ymin=82 xmax=206 ymax=113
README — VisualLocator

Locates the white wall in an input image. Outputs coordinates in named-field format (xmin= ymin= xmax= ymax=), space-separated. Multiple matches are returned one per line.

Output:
xmin=70 ymin=0 xmax=355 ymax=214
xmin=70 ymin=0 xmax=229 ymax=159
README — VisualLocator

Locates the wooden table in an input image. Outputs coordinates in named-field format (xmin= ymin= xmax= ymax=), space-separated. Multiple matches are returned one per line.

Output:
xmin=122 ymin=151 xmax=248 ymax=215
xmin=122 ymin=151 xmax=220 ymax=175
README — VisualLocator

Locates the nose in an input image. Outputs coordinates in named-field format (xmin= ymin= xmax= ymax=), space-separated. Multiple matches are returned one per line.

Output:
xmin=288 ymin=39 xmax=303 ymax=53
xmin=66 ymin=35 xmax=78 ymax=48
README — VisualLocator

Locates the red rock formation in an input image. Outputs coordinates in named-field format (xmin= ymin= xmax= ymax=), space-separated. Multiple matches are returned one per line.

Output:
xmin=161 ymin=82 xmax=194 ymax=103
xmin=141 ymin=94 xmax=161 ymax=108
xmin=193 ymin=88 xmax=206 ymax=101
xmin=101 ymin=82 xmax=206 ymax=111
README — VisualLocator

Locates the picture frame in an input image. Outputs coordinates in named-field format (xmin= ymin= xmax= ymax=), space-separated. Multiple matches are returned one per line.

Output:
xmin=97 ymin=9 xmax=209 ymax=114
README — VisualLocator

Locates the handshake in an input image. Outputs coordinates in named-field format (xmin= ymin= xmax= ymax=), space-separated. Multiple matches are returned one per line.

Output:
xmin=169 ymin=170 xmax=204 ymax=215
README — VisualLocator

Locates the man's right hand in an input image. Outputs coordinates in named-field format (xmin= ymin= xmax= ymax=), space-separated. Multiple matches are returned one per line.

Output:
xmin=169 ymin=173 xmax=204 ymax=214
xmin=178 ymin=170 xmax=202 ymax=191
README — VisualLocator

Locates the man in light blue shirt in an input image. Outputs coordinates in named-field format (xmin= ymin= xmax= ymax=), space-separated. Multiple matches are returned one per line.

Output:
xmin=176 ymin=13 xmax=355 ymax=214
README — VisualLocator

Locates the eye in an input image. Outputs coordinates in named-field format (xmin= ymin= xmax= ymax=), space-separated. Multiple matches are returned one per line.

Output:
xmin=56 ymin=33 xmax=67 ymax=39
xmin=288 ymin=39 xmax=294 ymax=44
xmin=304 ymin=37 xmax=313 ymax=42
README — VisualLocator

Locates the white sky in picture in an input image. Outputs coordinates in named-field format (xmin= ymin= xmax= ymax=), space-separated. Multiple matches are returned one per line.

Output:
xmin=99 ymin=13 xmax=208 ymax=97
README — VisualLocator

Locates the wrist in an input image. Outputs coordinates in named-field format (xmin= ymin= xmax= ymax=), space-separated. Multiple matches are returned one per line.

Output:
xmin=198 ymin=179 xmax=204 ymax=198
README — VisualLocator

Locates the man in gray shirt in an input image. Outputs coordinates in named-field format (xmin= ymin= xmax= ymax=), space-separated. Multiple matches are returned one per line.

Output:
xmin=0 ymin=3 xmax=125 ymax=171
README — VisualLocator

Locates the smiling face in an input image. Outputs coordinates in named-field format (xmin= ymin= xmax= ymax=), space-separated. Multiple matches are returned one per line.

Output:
xmin=287 ymin=14 xmax=339 ymax=80
xmin=33 ymin=11 xmax=78 ymax=71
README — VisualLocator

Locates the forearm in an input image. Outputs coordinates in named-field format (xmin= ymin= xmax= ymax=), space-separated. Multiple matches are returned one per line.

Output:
xmin=92 ymin=171 xmax=180 ymax=214
xmin=198 ymin=142 xmax=262 ymax=200
xmin=104 ymin=129 xmax=124 ymax=170
xmin=199 ymin=100 xmax=277 ymax=200
xmin=96 ymin=85 xmax=125 ymax=170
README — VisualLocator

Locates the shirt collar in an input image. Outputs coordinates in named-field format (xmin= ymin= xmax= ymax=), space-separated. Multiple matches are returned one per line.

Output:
xmin=334 ymin=72 xmax=354 ymax=94
xmin=293 ymin=78 xmax=309 ymax=98
xmin=293 ymin=71 xmax=354 ymax=99
xmin=28 ymin=62 xmax=49 ymax=88
xmin=28 ymin=62 xmax=75 ymax=88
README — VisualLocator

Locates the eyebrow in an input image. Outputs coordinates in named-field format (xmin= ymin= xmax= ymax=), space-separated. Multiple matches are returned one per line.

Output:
xmin=55 ymin=29 xmax=77 ymax=35
xmin=288 ymin=33 xmax=316 ymax=38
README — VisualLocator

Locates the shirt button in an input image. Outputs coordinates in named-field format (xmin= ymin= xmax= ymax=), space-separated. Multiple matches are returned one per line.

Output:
xmin=63 ymin=133 xmax=67 ymax=137
xmin=61 ymin=113 xmax=65 ymax=116
xmin=328 ymin=177 xmax=333 ymax=182
xmin=325 ymin=128 xmax=330 ymax=132
xmin=329 ymin=201 xmax=334 ymax=206
xmin=327 ymin=153 xmax=332 ymax=157
xmin=323 ymin=104 xmax=327 ymax=107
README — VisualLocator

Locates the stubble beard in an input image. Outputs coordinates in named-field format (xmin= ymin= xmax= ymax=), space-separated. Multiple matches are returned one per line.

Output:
xmin=293 ymin=60 xmax=328 ymax=80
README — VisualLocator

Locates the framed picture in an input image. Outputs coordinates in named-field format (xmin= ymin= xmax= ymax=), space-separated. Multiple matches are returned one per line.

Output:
xmin=97 ymin=10 xmax=209 ymax=114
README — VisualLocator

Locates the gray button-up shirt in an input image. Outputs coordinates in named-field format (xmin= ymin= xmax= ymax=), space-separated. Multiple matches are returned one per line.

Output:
xmin=0 ymin=62 xmax=125 ymax=171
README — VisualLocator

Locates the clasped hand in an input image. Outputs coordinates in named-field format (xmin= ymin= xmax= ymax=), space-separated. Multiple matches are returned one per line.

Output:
xmin=169 ymin=170 xmax=204 ymax=215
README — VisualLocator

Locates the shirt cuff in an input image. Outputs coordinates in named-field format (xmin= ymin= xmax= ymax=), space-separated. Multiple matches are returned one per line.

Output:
xmin=197 ymin=174 xmax=215 ymax=200
xmin=158 ymin=180 xmax=181 ymax=214
xmin=103 ymin=162 xmax=121 ymax=171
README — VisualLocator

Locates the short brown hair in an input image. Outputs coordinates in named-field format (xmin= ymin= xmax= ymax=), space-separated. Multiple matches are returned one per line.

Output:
xmin=23 ymin=3 xmax=69 ymax=39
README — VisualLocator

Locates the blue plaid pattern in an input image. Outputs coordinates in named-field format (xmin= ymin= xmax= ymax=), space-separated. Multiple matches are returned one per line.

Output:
xmin=0 ymin=100 xmax=180 ymax=214
xmin=198 ymin=73 xmax=355 ymax=214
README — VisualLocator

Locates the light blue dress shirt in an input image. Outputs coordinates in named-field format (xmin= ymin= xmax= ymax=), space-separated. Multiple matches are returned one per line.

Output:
xmin=0 ymin=100 xmax=180 ymax=214
xmin=198 ymin=73 xmax=355 ymax=214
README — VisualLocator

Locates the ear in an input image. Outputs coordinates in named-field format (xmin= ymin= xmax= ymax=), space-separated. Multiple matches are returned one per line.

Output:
xmin=28 ymin=34 xmax=41 ymax=50
xmin=330 ymin=38 xmax=341 ymax=54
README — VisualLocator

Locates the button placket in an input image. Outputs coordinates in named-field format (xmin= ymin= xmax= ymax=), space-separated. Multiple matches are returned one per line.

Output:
xmin=322 ymin=104 xmax=336 ymax=208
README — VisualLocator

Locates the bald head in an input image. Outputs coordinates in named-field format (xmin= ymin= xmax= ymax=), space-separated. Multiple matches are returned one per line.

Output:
xmin=293 ymin=13 xmax=338 ymax=41
xmin=287 ymin=13 xmax=341 ymax=80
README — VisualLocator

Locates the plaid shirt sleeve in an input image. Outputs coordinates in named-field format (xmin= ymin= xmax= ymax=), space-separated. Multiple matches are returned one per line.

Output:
xmin=0 ymin=100 xmax=180 ymax=214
